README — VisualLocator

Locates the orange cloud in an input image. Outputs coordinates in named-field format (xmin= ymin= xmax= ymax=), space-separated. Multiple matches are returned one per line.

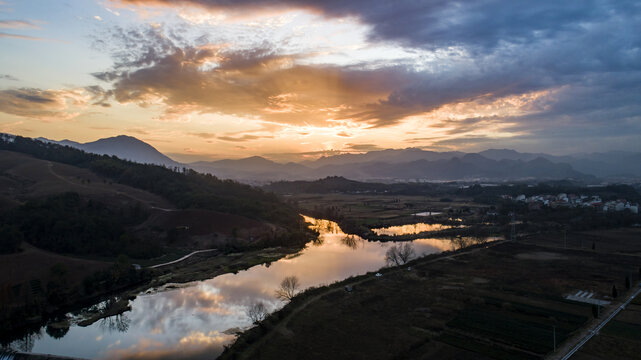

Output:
xmin=0 ymin=88 xmax=92 ymax=121
xmin=93 ymin=28 xmax=408 ymax=127
xmin=0 ymin=20 xmax=41 ymax=29
xmin=0 ymin=32 xmax=47 ymax=41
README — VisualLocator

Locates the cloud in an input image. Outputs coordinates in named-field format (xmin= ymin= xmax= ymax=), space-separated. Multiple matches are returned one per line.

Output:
xmin=113 ymin=1 xmax=639 ymax=51
xmin=217 ymin=134 xmax=273 ymax=142
xmin=0 ymin=74 xmax=18 ymax=81
xmin=0 ymin=20 xmax=40 ymax=29
xmin=0 ymin=32 xmax=47 ymax=41
xmin=344 ymin=143 xmax=383 ymax=152
xmin=0 ymin=87 xmax=112 ymax=121
xmin=84 ymin=85 xmax=113 ymax=107
xmin=126 ymin=127 xmax=150 ymax=135
xmin=430 ymin=135 xmax=497 ymax=147
xmin=93 ymin=26 xmax=408 ymax=126
xmin=0 ymin=88 xmax=92 ymax=121
xmin=101 ymin=2 xmax=641 ymax=152
xmin=189 ymin=132 xmax=217 ymax=139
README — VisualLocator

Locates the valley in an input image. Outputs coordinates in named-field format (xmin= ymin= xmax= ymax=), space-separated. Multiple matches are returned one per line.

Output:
xmin=1 ymin=135 xmax=640 ymax=360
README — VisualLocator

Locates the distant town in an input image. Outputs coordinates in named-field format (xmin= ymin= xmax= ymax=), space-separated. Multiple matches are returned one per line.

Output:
xmin=502 ymin=193 xmax=639 ymax=213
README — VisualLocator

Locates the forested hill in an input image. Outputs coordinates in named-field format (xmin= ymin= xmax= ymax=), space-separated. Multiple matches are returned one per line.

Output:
xmin=0 ymin=135 xmax=302 ymax=229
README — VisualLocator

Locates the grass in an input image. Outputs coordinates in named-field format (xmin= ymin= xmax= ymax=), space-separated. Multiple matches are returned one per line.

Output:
xmin=438 ymin=331 xmax=540 ymax=360
xmin=602 ymin=320 xmax=641 ymax=341
xmin=447 ymin=308 xmax=564 ymax=354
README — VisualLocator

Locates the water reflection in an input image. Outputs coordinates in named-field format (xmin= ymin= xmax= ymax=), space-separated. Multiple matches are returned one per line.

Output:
xmin=16 ymin=216 xmax=494 ymax=359
xmin=341 ymin=235 xmax=363 ymax=250
xmin=11 ymin=330 xmax=41 ymax=353
xmin=99 ymin=313 xmax=130 ymax=334
xmin=413 ymin=211 xmax=442 ymax=216
xmin=45 ymin=324 xmax=69 ymax=340
xmin=371 ymin=222 xmax=455 ymax=236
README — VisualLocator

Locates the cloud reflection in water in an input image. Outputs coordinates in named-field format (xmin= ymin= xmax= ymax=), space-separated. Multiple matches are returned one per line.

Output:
xmin=27 ymin=217 xmax=490 ymax=359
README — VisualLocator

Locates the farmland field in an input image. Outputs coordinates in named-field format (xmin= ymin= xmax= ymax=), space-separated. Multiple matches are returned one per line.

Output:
xmin=222 ymin=229 xmax=641 ymax=360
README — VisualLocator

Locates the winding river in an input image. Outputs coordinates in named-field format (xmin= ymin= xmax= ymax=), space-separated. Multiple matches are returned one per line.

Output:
xmin=9 ymin=216 xmax=494 ymax=359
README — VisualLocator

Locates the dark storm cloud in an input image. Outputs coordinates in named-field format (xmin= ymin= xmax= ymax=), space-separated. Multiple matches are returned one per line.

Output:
xmin=118 ymin=0 xmax=638 ymax=50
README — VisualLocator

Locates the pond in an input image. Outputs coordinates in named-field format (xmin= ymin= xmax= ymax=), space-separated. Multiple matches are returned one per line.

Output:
xmin=371 ymin=222 xmax=460 ymax=236
xmin=8 ymin=216 xmax=494 ymax=359
xmin=412 ymin=211 xmax=442 ymax=217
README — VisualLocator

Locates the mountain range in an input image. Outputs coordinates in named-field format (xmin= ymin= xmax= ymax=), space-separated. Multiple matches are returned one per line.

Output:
xmin=22 ymin=134 xmax=641 ymax=182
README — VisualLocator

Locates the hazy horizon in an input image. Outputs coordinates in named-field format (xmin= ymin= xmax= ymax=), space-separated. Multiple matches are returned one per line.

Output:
xmin=21 ymin=132 xmax=641 ymax=164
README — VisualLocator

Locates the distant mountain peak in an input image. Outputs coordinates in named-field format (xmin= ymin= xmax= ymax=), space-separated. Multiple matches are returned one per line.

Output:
xmin=38 ymin=135 xmax=180 ymax=167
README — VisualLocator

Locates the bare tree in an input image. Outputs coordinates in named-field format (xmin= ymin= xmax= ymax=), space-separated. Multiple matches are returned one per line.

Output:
xmin=385 ymin=243 xmax=416 ymax=267
xmin=13 ymin=330 xmax=42 ymax=352
xmin=341 ymin=235 xmax=361 ymax=250
xmin=99 ymin=313 xmax=130 ymax=333
xmin=246 ymin=302 xmax=268 ymax=324
xmin=451 ymin=236 xmax=473 ymax=251
xmin=275 ymin=276 xmax=300 ymax=301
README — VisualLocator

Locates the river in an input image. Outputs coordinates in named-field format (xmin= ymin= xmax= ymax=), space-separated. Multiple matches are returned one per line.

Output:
xmin=8 ymin=216 xmax=494 ymax=359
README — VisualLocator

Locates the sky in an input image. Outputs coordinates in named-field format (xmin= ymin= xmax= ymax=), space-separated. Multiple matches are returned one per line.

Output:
xmin=0 ymin=0 xmax=640 ymax=162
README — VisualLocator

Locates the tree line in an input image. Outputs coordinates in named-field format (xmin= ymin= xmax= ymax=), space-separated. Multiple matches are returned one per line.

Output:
xmin=0 ymin=192 xmax=159 ymax=258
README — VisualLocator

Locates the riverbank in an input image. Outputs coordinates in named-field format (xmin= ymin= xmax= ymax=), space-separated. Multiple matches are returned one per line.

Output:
xmin=4 ymin=216 xmax=494 ymax=359
xmin=1 ymin=234 xmax=314 ymax=350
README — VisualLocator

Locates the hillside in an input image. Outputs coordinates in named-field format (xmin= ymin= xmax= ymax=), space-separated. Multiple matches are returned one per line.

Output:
xmin=0 ymin=136 xmax=316 ymax=340
xmin=0 ymin=136 xmax=308 ymax=255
